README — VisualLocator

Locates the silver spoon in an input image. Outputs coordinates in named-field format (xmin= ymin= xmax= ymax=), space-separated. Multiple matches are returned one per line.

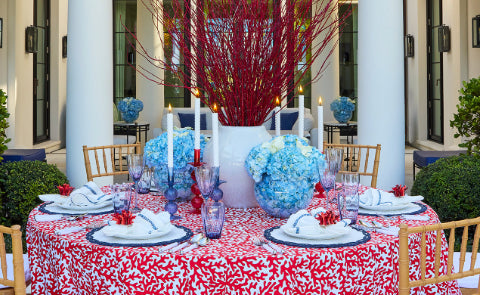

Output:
xmin=169 ymin=233 xmax=204 ymax=253
xmin=252 ymin=237 xmax=276 ymax=254
xmin=180 ymin=237 xmax=210 ymax=254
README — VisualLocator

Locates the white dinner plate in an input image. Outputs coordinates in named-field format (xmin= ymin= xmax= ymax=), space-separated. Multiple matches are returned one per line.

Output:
xmin=54 ymin=201 xmax=112 ymax=211
xmin=359 ymin=202 xmax=412 ymax=211
xmin=101 ymin=223 xmax=175 ymax=240
xmin=280 ymin=222 xmax=352 ymax=240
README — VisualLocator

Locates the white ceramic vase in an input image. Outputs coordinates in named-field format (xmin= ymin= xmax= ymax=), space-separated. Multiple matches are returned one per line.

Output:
xmin=204 ymin=125 xmax=272 ymax=208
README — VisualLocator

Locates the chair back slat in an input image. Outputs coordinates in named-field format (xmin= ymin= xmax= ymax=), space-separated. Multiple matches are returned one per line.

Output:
xmin=421 ymin=230 xmax=427 ymax=281
xmin=447 ymin=227 xmax=456 ymax=275
xmin=322 ymin=143 xmax=381 ymax=188
xmin=399 ymin=217 xmax=480 ymax=295
xmin=471 ymin=225 xmax=480 ymax=271
xmin=82 ymin=144 xmax=141 ymax=181
xmin=0 ymin=233 xmax=6 ymax=283
xmin=0 ymin=225 xmax=27 ymax=294
xmin=460 ymin=225 xmax=469 ymax=272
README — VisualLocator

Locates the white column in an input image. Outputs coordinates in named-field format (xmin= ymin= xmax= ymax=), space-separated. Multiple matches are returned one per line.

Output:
xmin=66 ymin=0 xmax=113 ymax=187
xmin=137 ymin=2 xmax=163 ymax=140
xmin=358 ymin=0 xmax=405 ymax=189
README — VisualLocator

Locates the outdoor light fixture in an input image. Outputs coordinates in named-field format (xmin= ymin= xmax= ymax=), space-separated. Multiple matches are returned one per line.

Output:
xmin=405 ymin=34 xmax=414 ymax=57
xmin=25 ymin=26 xmax=38 ymax=53
xmin=438 ymin=25 xmax=450 ymax=52
xmin=62 ymin=36 xmax=67 ymax=58
xmin=473 ymin=15 xmax=480 ymax=48
xmin=0 ymin=18 xmax=3 ymax=48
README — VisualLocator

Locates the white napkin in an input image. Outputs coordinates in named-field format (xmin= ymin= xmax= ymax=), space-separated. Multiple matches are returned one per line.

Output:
xmin=359 ymin=188 xmax=423 ymax=208
xmin=281 ymin=209 xmax=350 ymax=239
xmin=55 ymin=226 xmax=84 ymax=235
xmin=68 ymin=182 xmax=111 ymax=207
xmin=402 ymin=214 xmax=430 ymax=221
xmin=103 ymin=209 xmax=172 ymax=237
xmin=375 ymin=226 xmax=400 ymax=236
xmin=35 ymin=214 xmax=64 ymax=222
xmin=38 ymin=194 xmax=64 ymax=202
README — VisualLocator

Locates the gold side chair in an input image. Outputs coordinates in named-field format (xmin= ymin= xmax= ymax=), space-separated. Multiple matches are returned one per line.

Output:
xmin=0 ymin=225 xmax=28 ymax=295
xmin=399 ymin=217 xmax=480 ymax=295
xmin=323 ymin=143 xmax=381 ymax=188
xmin=82 ymin=143 xmax=142 ymax=182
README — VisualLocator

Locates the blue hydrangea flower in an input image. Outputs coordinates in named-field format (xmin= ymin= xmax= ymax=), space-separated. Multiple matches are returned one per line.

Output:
xmin=330 ymin=96 xmax=355 ymax=112
xmin=117 ymin=97 xmax=144 ymax=123
xmin=245 ymin=134 xmax=326 ymax=218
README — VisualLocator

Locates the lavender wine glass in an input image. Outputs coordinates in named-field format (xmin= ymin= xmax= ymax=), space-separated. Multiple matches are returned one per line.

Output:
xmin=194 ymin=165 xmax=217 ymax=202
xmin=127 ymin=154 xmax=144 ymax=213
xmin=319 ymin=162 xmax=337 ymax=212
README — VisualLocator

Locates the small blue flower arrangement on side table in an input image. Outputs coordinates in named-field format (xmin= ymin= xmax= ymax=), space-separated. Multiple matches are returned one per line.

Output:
xmin=144 ymin=127 xmax=208 ymax=201
xmin=330 ymin=96 xmax=355 ymax=123
xmin=117 ymin=97 xmax=144 ymax=123
xmin=245 ymin=135 xmax=326 ymax=218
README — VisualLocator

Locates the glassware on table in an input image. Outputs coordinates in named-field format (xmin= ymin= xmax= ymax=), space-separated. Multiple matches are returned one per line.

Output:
xmin=319 ymin=164 xmax=337 ymax=212
xmin=338 ymin=172 xmax=360 ymax=224
xmin=194 ymin=165 xmax=218 ymax=201
xmin=325 ymin=148 xmax=344 ymax=174
xmin=201 ymin=201 xmax=225 ymax=239
xmin=138 ymin=166 xmax=153 ymax=194
xmin=111 ymin=183 xmax=132 ymax=215
xmin=127 ymin=154 xmax=144 ymax=213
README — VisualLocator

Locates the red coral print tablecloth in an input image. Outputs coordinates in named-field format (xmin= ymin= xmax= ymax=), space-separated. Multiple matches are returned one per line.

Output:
xmin=27 ymin=188 xmax=461 ymax=295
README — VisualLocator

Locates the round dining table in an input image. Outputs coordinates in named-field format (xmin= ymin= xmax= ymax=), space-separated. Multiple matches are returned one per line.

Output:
xmin=27 ymin=188 xmax=461 ymax=295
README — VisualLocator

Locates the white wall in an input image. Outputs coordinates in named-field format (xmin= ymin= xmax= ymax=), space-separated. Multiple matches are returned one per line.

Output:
xmin=49 ymin=0 xmax=68 ymax=147
xmin=468 ymin=0 xmax=480 ymax=79
xmin=136 ymin=2 xmax=163 ymax=140
xmin=6 ymin=0 xmax=34 ymax=148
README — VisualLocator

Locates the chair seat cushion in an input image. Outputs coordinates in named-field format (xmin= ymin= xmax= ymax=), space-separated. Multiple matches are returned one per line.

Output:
xmin=1 ymin=149 xmax=46 ymax=162
xmin=413 ymin=150 xmax=466 ymax=167
xmin=0 ymin=254 xmax=30 ymax=289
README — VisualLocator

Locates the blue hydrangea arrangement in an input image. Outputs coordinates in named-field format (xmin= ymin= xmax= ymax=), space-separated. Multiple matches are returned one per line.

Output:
xmin=144 ymin=127 xmax=208 ymax=200
xmin=117 ymin=97 xmax=144 ymax=123
xmin=330 ymin=96 xmax=355 ymax=112
xmin=245 ymin=135 xmax=326 ymax=218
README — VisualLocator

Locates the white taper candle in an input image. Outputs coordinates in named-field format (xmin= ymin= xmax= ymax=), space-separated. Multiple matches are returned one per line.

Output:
xmin=167 ymin=105 xmax=174 ymax=169
xmin=212 ymin=104 xmax=219 ymax=167
xmin=318 ymin=96 xmax=324 ymax=152
xmin=298 ymin=86 xmax=304 ymax=138
xmin=275 ymin=106 xmax=281 ymax=137
xmin=194 ymin=97 xmax=201 ymax=149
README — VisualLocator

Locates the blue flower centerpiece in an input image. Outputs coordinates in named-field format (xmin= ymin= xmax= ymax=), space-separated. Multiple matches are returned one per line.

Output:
xmin=117 ymin=97 xmax=144 ymax=123
xmin=245 ymin=135 xmax=326 ymax=218
xmin=330 ymin=96 xmax=355 ymax=123
xmin=144 ymin=127 xmax=207 ymax=201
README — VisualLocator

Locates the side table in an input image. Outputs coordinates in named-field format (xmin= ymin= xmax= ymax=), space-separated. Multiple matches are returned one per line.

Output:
xmin=323 ymin=121 xmax=357 ymax=144
xmin=114 ymin=122 xmax=150 ymax=144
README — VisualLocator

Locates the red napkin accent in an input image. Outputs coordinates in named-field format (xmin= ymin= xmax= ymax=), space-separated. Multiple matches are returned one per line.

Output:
xmin=315 ymin=182 xmax=325 ymax=196
xmin=113 ymin=211 xmax=136 ymax=225
xmin=315 ymin=211 xmax=340 ymax=226
xmin=58 ymin=184 xmax=74 ymax=196
xmin=390 ymin=184 xmax=407 ymax=197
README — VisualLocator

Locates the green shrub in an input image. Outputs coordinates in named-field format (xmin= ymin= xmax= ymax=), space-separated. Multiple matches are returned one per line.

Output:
xmin=411 ymin=155 xmax=480 ymax=222
xmin=0 ymin=89 xmax=11 ymax=161
xmin=450 ymin=77 xmax=480 ymax=156
xmin=0 ymin=161 xmax=68 ymax=240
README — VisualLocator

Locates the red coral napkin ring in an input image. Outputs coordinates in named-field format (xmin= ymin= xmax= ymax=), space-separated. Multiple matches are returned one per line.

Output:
xmin=315 ymin=210 xmax=340 ymax=226
xmin=58 ymin=184 xmax=74 ymax=196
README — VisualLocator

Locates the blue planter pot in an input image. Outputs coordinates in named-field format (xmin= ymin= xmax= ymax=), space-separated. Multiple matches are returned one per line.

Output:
xmin=333 ymin=110 xmax=353 ymax=123
xmin=254 ymin=175 xmax=314 ymax=218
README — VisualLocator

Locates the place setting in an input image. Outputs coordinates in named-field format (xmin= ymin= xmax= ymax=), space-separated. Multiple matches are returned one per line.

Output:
xmin=37 ymin=182 xmax=114 ymax=216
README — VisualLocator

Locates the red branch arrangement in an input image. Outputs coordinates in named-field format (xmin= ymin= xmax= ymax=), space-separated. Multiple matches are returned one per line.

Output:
xmin=390 ymin=185 xmax=407 ymax=197
xmin=58 ymin=184 xmax=74 ymax=196
xmin=315 ymin=210 xmax=339 ymax=226
xmin=113 ymin=211 xmax=136 ymax=225
xmin=130 ymin=0 xmax=350 ymax=126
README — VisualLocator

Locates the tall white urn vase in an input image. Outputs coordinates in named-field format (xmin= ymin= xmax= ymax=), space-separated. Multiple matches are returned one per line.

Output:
xmin=204 ymin=125 xmax=272 ymax=208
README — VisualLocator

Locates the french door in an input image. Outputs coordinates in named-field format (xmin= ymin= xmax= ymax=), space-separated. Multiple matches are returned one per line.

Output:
xmin=426 ymin=0 xmax=443 ymax=143
xmin=33 ymin=0 xmax=50 ymax=143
